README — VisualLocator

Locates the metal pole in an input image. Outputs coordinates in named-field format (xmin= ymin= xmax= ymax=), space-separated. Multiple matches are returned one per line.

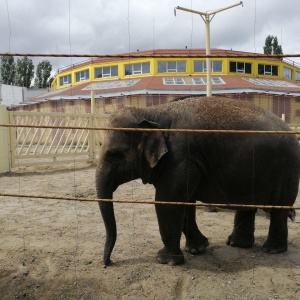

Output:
xmin=90 ymin=90 xmax=96 ymax=163
xmin=175 ymin=2 xmax=243 ymax=97
xmin=205 ymin=16 xmax=212 ymax=96
xmin=91 ymin=90 xmax=95 ymax=114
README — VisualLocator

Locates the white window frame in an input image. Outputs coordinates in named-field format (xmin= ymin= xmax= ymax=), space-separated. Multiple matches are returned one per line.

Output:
xmin=163 ymin=77 xmax=225 ymax=85
xmin=192 ymin=78 xmax=206 ymax=85
xmin=258 ymin=64 xmax=278 ymax=76
xmin=76 ymin=70 xmax=89 ymax=82
xmin=283 ymin=67 xmax=292 ymax=80
xmin=211 ymin=77 xmax=225 ymax=84
xmin=125 ymin=62 xmax=150 ymax=75
xmin=194 ymin=61 xmax=222 ymax=72
xmin=230 ymin=62 xmax=252 ymax=74
xmin=60 ymin=74 xmax=71 ymax=86
xmin=158 ymin=61 xmax=186 ymax=73
xmin=95 ymin=66 xmax=118 ymax=78
xmin=237 ymin=62 xmax=246 ymax=73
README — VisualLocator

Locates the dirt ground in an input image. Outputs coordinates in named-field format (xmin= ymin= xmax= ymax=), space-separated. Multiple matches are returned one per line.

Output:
xmin=0 ymin=162 xmax=299 ymax=300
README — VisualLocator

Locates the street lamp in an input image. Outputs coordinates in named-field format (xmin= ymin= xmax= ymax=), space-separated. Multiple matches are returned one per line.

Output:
xmin=175 ymin=2 xmax=243 ymax=97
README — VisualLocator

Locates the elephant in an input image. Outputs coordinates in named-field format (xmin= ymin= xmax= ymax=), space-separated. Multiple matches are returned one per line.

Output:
xmin=95 ymin=96 xmax=300 ymax=266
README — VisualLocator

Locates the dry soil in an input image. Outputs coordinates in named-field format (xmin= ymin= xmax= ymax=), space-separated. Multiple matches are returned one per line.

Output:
xmin=0 ymin=162 xmax=299 ymax=299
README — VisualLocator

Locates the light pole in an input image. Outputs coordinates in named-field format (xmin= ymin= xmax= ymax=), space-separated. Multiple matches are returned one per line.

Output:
xmin=175 ymin=2 xmax=243 ymax=97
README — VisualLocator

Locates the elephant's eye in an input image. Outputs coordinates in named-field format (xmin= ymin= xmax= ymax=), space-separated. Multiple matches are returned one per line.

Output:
xmin=106 ymin=150 xmax=124 ymax=161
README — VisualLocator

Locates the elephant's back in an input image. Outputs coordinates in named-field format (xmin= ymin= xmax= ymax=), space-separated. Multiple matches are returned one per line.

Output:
xmin=165 ymin=96 xmax=289 ymax=132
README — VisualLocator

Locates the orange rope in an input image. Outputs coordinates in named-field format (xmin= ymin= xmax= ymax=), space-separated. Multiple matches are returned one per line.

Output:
xmin=0 ymin=53 xmax=300 ymax=59
xmin=0 ymin=123 xmax=300 ymax=135
xmin=0 ymin=192 xmax=299 ymax=210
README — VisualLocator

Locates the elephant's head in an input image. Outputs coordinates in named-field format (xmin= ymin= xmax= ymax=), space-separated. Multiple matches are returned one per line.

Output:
xmin=96 ymin=108 xmax=168 ymax=265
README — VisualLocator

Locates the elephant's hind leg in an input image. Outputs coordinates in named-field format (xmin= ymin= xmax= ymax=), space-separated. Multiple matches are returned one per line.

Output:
xmin=183 ymin=206 xmax=209 ymax=254
xmin=262 ymin=209 xmax=288 ymax=254
xmin=227 ymin=209 xmax=256 ymax=248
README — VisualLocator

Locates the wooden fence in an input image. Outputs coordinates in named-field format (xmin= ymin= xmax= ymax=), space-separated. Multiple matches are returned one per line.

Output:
xmin=9 ymin=111 xmax=110 ymax=168
xmin=2 ymin=108 xmax=300 ymax=171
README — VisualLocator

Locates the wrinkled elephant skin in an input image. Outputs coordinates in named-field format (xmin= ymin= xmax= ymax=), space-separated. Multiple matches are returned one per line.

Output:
xmin=95 ymin=96 xmax=300 ymax=266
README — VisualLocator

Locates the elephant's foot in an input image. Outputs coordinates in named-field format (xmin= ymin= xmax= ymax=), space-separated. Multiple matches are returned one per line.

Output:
xmin=226 ymin=232 xmax=254 ymax=248
xmin=262 ymin=209 xmax=288 ymax=254
xmin=227 ymin=209 xmax=256 ymax=248
xmin=185 ymin=235 xmax=209 ymax=254
xmin=156 ymin=247 xmax=185 ymax=266
xmin=261 ymin=238 xmax=287 ymax=254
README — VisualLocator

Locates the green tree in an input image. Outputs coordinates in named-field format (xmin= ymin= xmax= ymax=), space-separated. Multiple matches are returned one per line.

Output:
xmin=272 ymin=36 xmax=283 ymax=55
xmin=34 ymin=60 xmax=52 ymax=88
xmin=263 ymin=35 xmax=283 ymax=55
xmin=263 ymin=35 xmax=273 ymax=54
xmin=15 ymin=56 xmax=34 ymax=88
xmin=0 ymin=56 xmax=16 ymax=84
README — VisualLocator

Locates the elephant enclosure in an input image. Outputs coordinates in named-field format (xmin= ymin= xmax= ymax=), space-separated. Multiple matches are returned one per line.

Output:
xmin=0 ymin=163 xmax=299 ymax=299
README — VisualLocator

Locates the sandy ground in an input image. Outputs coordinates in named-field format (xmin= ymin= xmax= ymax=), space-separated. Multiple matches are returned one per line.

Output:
xmin=0 ymin=162 xmax=299 ymax=299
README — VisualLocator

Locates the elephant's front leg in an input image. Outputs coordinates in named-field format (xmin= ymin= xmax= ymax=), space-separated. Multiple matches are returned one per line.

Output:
xmin=155 ymin=204 xmax=185 ymax=265
xmin=183 ymin=205 xmax=209 ymax=254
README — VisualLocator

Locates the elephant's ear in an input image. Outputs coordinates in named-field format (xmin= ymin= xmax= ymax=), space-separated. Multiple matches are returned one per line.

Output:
xmin=138 ymin=120 xmax=168 ymax=168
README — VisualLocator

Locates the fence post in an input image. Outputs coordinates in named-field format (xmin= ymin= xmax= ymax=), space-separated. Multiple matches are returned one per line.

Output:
xmin=0 ymin=104 xmax=10 ymax=173
xmin=89 ymin=90 xmax=96 ymax=163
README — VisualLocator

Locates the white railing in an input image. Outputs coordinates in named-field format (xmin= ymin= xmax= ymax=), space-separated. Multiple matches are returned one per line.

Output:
xmin=9 ymin=111 xmax=109 ymax=167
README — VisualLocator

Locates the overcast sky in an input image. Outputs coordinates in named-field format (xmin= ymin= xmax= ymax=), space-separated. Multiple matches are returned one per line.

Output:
xmin=0 ymin=0 xmax=299 ymax=74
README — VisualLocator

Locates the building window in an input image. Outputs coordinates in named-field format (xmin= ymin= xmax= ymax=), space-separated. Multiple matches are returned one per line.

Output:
xmin=211 ymin=77 xmax=224 ymax=84
xmin=83 ymin=79 xmax=140 ymax=90
xmin=164 ymin=78 xmax=185 ymax=85
xmin=230 ymin=61 xmax=252 ymax=74
xmin=258 ymin=64 xmax=278 ymax=76
xmin=59 ymin=74 xmax=71 ymax=86
xmin=125 ymin=62 xmax=150 ymax=75
xmin=95 ymin=66 xmax=118 ymax=78
xmin=242 ymin=77 xmax=298 ymax=88
xmin=163 ymin=77 xmax=225 ymax=85
xmin=296 ymin=72 xmax=300 ymax=82
xmin=158 ymin=61 xmax=186 ymax=73
xmin=194 ymin=61 xmax=222 ymax=72
xmin=283 ymin=67 xmax=292 ymax=80
xmin=76 ymin=70 xmax=90 ymax=82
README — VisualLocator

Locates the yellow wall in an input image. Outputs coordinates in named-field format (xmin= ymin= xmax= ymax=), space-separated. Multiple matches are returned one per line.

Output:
xmin=52 ymin=56 xmax=300 ymax=90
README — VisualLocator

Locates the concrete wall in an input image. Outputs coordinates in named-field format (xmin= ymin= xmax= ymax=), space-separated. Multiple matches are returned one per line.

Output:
xmin=0 ymin=84 xmax=48 ymax=107
xmin=0 ymin=84 xmax=24 ymax=106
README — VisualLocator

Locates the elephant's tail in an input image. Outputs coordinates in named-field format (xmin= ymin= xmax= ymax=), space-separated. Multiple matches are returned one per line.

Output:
xmin=288 ymin=209 xmax=296 ymax=222
xmin=264 ymin=208 xmax=296 ymax=222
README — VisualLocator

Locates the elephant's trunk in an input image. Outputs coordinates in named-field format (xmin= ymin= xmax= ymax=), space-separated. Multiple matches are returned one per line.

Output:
xmin=96 ymin=167 xmax=116 ymax=266
xmin=98 ymin=201 xmax=116 ymax=266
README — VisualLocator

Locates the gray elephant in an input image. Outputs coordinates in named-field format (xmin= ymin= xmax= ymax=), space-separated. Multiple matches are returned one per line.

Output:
xmin=96 ymin=96 xmax=300 ymax=266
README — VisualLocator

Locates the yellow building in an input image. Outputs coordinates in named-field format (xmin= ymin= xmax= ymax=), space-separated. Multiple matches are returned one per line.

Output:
xmin=23 ymin=48 xmax=300 ymax=124
xmin=51 ymin=49 xmax=300 ymax=90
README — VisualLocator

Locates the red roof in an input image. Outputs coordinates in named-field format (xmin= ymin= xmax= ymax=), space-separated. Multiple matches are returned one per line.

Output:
xmin=28 ymin=74 xmax=300 ymax=102
xmin=26 ymin=48 xmax=300 ymax=103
